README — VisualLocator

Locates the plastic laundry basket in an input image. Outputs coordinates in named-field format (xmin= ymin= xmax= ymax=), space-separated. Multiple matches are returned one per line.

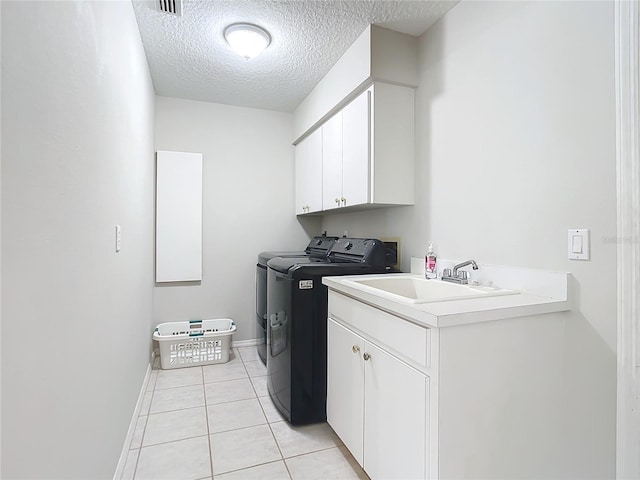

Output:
xmin=153 ymin=318 xmax=236 ymax=370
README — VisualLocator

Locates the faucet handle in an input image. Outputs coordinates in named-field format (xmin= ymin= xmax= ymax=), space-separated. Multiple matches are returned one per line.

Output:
xmin=443 ymin=268 xmax=452 ymax=278
xmin=457 ymin=270 xmax=469 ymax=281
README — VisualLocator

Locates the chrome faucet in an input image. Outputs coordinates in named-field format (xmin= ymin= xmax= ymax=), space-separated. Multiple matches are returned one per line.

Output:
xmin=442 ymin=259 xmax=479 ymax=284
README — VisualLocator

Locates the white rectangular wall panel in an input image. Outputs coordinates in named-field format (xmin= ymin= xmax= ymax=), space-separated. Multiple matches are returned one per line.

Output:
xmin=156 ymin=150 xmax=203 ymax=282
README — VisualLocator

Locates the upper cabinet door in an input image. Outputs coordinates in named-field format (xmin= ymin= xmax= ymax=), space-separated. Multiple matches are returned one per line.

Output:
xmin=322 ymin=112 xmax=343 ymax=211
xmin=341 ymin=89 xmax=371 ymax=208
xmin=295 ymin=128 xmax=323 ymax=214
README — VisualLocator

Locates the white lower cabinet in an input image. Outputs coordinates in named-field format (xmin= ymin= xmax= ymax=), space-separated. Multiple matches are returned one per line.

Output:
xmin=327 ymin=319 xmax=365 ymax=464
xmin=327 ymin=318 xmax=428 ymax=479
xmin=326 ymin=282 xmax=576 ymax=480
xmin=365 ymin=341 xmax=428 ymax=480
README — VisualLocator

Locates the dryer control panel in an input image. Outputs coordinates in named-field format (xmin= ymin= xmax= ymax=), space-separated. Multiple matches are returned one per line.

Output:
xmin=328 ymin=238 xmax=386 ymax=266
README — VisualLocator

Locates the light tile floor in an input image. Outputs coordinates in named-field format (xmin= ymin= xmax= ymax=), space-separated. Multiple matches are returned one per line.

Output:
xmin=121 ymin=346 xmax=368 ymax=480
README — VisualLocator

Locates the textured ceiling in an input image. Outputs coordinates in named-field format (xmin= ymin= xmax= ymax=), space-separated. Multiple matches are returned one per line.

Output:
xmin=132 ymin=0 xmax=458 ymax=112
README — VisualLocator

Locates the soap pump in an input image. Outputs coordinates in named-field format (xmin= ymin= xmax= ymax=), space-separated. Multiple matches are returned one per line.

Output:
xmin=425 ymin=241 xmax=437 ymax=279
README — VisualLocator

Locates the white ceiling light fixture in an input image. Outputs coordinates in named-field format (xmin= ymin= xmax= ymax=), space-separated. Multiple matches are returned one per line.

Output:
xmin=224 ymin=23 xmax=271 ymax=60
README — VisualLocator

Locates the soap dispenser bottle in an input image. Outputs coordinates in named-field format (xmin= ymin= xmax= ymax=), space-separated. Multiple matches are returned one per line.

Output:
xmin=425 ymin=242 xmax=437 ymax=279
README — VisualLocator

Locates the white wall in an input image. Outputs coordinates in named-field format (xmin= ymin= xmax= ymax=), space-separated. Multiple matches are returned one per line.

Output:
xmin=322 ymin=1 xmax=616 ymax=477
xmin=154 ymin=96 xmax=321 ymax=341
xmin=0 ymin=2 xmax=3 ymax=473
xmin=1 ymin=1 xmax=155 ymax=478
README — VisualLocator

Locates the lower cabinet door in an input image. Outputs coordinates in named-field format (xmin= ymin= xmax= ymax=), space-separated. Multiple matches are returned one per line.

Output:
xmin=364 ymin=341 xmax=428 ymax=480
xmin=327 ymin=318 xmax=365 ymax=466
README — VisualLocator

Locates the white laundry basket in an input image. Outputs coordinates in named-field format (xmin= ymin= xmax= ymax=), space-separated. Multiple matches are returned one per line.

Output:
xmin=153 ymin=318 xmax=236 ymax=370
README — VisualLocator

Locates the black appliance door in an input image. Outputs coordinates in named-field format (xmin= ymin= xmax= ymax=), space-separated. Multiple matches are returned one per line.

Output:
xmin=267 ymin=266 xmax=328 ymax=426
xmin=267 ymin=268 xmax=292 ymax=420
xmin=255 ymin=263 xmax=267 ymax=365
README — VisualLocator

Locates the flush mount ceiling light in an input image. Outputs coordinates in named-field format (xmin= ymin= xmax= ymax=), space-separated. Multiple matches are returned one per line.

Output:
xmin=224 ymin=23 xmax=271 ymax=60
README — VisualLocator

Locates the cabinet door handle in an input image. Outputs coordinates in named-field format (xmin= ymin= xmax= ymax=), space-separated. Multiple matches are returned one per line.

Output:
xmin=352 ymin=345 xmax=360 ymax=354
xmin=363 ymin=352 xmax=371 ymax=361
xmin=335 ymin=198 xmax=340 ymax=205
xmin=341 ymin=197 xmax=346 ymax=205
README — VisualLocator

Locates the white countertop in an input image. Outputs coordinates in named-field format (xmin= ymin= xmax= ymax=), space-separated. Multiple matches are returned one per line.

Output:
xmin=322 ymin=273 xmax=571 ymax=328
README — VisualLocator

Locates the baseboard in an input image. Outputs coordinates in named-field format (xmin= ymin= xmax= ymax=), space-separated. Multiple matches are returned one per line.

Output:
xmin=232 ymin=338 xmax=261 ymax=348
xmin=112 ymin=352 xmax=155 ymax=480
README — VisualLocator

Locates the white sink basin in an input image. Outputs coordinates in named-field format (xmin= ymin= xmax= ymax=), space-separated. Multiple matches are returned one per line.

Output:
xmin=345 ymin=275 xmax=517 ymax=304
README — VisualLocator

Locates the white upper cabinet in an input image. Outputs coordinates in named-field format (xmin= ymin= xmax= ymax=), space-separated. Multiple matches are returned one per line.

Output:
xmin=293 ymin=25 xmax=418 ymax=142
xmin=293 ymin=24 xmax=418 ymax=216
xmin=369 ymin=82 xmax=415 ymax=206
xmin=321 ymin=89 xmax=371 ymax=211
xmin=341 ymin=89 xmax=370 ymax=208
xmin=321 ymin=112 xmax=343 ymax=210
xmin=296 ymin=81 xmax=414 ymax=215
xmin=294 ymin=127 xmax=323 ymax=215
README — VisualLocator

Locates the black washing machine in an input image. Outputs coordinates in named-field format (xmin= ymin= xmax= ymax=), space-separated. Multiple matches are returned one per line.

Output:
xmin=256 ymin=235 xmax=338 ymax=365
xmin=266 ymin=237 xmax=386 ymax=425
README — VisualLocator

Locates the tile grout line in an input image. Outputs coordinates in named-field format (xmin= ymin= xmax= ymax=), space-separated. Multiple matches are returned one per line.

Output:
xmin=242 ymin=349 xmax=293 ymax=477
xmin=135 ymin=433 xmax=211 ymax=450
xmin=153 ymin=377 xmax=204 ymax=391
xmin=203 ymin=362 xmax=215 ymax=480
xmin=214 ymin=459 xmax=286 ymax=478
xmin=216 ymin=444 xmax=348 ymax=479
xmin=282 ymin=444 xmax=344 ymax=460
xmin=281 ymin=445 xmax=295 ymax=480
xmin=147 ymin=403 xmax=207 ymax=416
xmin=130 ymin=416 xmax=148 ymax=479
xmin=133 ymin=364 xmax=208 ymax=479
xmin=232 ymin=348 xmax=346 ymax=478
xmin=207 ymin=348 xmax=253 ymax=477
xmin=212 ymin=347 xmax=252 ymax=479
xmin=236 ymin=349 xmax=282 ymax=477
xmin=143 ymin=350 xmax=357 ymax=479
xmin=226 ymin=347 xmax=291 ymax=479
xmin=137 ymin=350 xmax=278 ymax=479
xmin=258 ymin=370 xmax=293 ymax=479
xmin=267 ymin=421 xmax=293 ymax=480
xmin=131 ymin=366 xmax=158 ymax=480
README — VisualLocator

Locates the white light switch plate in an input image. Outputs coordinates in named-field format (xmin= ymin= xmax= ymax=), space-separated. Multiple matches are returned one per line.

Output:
xmin=115 ymin=225 xmax=122 ymax=253
xmin=568 ymin=228 xmax=589 ymax=260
